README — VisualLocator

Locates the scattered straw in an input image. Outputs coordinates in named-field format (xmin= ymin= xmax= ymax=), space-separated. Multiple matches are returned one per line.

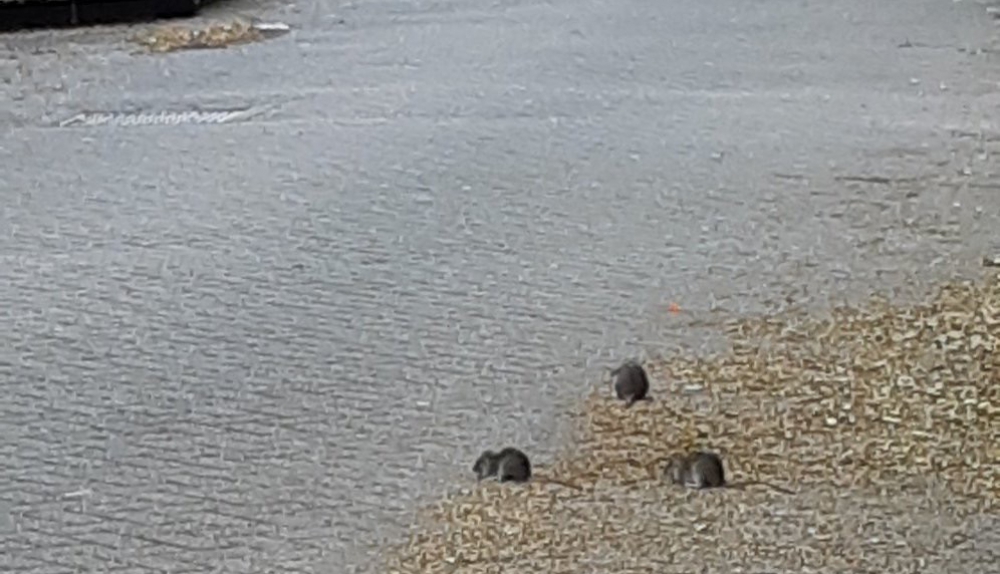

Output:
xmin=385 ymin=272 xmax=1000 ymax=573
xmin=133 ymin=19 xmax=265 ymax=53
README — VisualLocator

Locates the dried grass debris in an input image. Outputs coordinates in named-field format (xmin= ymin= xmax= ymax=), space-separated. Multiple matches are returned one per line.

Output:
xmin=133 ymin=19 xmax=268 ymax=54
xmin=385 ymin=273 xmax=1000 ymax=574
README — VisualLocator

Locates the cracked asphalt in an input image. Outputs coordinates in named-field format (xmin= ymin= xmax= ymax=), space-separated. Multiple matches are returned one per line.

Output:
xmin=2 ymin=0 xmax=1000 ymax=572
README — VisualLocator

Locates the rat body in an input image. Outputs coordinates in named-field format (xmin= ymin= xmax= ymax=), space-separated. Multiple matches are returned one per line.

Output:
xmin=473 ymin=447 xmax=531 ymax=483
xmin=663 ymin=451 xmax=794 ymax=495
xmin=473 ymin=447 xmax=581 ymax=490
xmin=610 ymin=360 xmax=649 ymax=407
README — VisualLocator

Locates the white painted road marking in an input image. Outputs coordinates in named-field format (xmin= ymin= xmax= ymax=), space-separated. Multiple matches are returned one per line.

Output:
xmin=58 ymin=108 xmax=260 ymax=128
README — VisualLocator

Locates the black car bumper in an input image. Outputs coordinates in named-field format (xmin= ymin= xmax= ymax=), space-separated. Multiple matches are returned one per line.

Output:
xmin=0 ymin=0 xmax=206 ymax=30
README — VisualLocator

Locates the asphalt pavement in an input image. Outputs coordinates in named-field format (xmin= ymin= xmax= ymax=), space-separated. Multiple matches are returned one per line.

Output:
xmin=2 ymin=1 xmax=1000 ymax=572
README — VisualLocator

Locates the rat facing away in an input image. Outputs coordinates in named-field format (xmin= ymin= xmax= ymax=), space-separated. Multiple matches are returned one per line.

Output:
xmin=663 ymin=451 xmax=794 ymax=495
xmin=611 ymin=360 xmax=650 ymax=407
xmin=473 ymin=447 xmax=581 ymax=490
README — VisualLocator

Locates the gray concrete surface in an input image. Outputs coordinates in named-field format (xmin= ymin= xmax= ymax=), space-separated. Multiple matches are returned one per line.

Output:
xmin=2 ymin=0 xmax=1000 ymax=572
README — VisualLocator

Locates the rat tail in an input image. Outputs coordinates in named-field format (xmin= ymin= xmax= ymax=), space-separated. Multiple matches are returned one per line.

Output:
xmin=731 ymin=480 xmax=795 ymax=495
xmin=545 ymin=477 xmax=583 ymax=491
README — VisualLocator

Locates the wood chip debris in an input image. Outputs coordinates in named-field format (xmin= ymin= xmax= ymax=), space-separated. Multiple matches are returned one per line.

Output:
xmin=133 ymin=19 xmax=289 ymax=53
xmin=384 ymin=273 xmax=1000 ymax=574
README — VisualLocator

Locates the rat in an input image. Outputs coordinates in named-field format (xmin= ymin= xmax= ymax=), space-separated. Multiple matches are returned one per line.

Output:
xmin=472 ymin=447 xmax=582 ymax=490
xmin=610 ymin=360 xmax=650 ymax=407
xmin=663 ymin=451 xmax=794 ymax=495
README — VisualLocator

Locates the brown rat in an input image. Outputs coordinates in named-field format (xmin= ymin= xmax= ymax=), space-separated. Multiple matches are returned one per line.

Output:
xmin=473 ymin=447 xmax=581 ymax=490
xmin=473 ymin=447 xmax=528 ymax=482
xmin=610 ymin=360 xmax=650 ymax=408
xmin=663 ymin=451 xmax=794 ymax=495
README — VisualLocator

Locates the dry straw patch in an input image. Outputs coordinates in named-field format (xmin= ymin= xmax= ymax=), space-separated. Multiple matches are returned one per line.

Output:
xmin=133 ymin=20 xmax=265 ymax=53
xmin=386 ymin=273 xmax=999 ymax=574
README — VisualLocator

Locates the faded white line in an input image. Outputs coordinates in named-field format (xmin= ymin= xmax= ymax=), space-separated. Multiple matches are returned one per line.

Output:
xmin=57 ymin=108 xmax=264 ymax=128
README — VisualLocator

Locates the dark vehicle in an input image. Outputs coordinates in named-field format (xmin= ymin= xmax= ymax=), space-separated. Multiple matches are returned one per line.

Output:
xmin=155 ymin=0 xmax=202 ymax=17
xmin=0 ymin=0 xmax=206 ymax=30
